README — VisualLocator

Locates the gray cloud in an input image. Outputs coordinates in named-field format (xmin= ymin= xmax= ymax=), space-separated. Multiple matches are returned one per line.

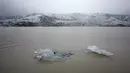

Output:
xmin=0 ymin=0 xmax=130 ymax=16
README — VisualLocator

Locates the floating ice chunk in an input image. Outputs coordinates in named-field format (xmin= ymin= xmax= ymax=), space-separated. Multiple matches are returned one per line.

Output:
xmin=34 ymin=48 xmax=74 ymax=61
xmin=34 ymin=48 xmax=54 ymax=61
xmin=87 ymin=46 xmax=114 ymax=56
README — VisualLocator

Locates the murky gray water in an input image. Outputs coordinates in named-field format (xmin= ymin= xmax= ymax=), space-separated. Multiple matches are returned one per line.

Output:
xmin=0 ymin=27 xmax=130 ymax=73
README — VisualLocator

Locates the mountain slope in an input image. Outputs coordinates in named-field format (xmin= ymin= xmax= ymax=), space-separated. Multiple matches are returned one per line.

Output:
xmin=0 ymin=13 xmax=130 ymax=26
xmin=51 ymin=13 xmax=130 ymax=26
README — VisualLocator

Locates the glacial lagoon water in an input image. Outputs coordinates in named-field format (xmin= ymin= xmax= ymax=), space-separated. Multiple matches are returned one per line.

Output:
xmin=0 ymin=27 xmax=130 ymax=73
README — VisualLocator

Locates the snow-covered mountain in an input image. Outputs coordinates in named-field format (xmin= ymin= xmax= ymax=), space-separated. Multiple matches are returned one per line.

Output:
xmin=50 ymin=13 xmax=130 ymax=26
xmin=0 ymin=13 xmax=130 ymax=26
xmin=0 ymin=13 xmax=56 ymax=26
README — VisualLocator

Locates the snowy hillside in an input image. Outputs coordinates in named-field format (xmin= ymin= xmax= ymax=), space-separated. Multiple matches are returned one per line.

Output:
xmin=0 ymin=13 xmax=56 ymax=26
xmin=50 ymin=13 xmax=130 ymax=26
xmin=0 ymin=13 xmax=130 ymax=26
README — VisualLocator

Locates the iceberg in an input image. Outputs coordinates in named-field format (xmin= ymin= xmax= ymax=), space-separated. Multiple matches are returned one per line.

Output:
xmin=34 ymin=48 xmax=74 ymax=61
xmin=87 ymin=46 xmax=114 ymax=56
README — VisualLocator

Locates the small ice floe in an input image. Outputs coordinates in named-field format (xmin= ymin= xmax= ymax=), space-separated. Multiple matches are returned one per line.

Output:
xmin=34 ymin=48 xmax=74 ymax=61
xmin=86 ymin=45 xmax=114 ymax=56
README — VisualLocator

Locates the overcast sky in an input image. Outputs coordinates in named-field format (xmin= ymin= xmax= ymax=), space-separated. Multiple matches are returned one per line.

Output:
xmin=1 ymin=0 xmax=130 ymax=16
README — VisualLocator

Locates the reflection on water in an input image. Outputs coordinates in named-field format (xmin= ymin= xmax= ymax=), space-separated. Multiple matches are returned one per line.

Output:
xmin=0 ymin=27 xmax=130 ymax=73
